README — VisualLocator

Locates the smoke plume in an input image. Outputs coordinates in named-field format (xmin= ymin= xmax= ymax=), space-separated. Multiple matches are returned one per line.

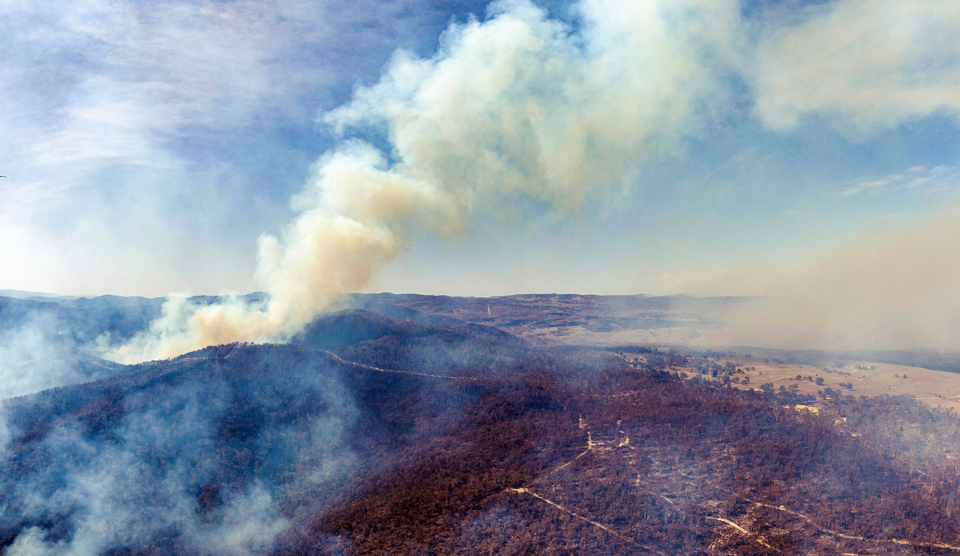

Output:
xmin=110 ymin=0 xmax=741 ymax=363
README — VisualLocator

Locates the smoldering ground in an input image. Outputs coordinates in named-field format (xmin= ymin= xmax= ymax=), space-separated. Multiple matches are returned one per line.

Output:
xmin=0 ymin=347 xmax=358 ymax=555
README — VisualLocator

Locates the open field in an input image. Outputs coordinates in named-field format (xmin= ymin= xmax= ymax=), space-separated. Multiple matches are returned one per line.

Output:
xmin=624 ymin=352 xmax=960 ymax=412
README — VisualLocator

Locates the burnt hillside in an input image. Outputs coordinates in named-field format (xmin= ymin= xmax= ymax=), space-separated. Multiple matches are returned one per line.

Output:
xmin=3 ymin=311 xmax=960 ymax=555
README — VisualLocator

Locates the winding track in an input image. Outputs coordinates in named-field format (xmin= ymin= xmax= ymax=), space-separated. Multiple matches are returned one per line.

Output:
xmin=509 ymin=409 xmax=960 ymax=554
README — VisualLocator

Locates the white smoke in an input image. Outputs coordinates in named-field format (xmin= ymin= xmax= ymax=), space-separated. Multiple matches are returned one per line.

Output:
xmin=109 ymin=0 xmax=742 ymax=363
xmin=1 ymin=354 xmax=356 ymax=555
xmin=751 ymin=0 xmax=960 ymax=132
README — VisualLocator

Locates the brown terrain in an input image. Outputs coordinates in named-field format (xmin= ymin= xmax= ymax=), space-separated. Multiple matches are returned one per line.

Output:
xmin=357 ymin=292 xmax=960 ymax=410
xmin=6 ymin=292 xmax=960 ymax=554
xmin=621 ymin=352 xmax=960 ymax=413
xmin=353 ymin=292 xmax=748 ymax=345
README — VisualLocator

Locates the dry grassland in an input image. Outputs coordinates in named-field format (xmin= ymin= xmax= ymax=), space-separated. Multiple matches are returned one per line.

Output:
xmin=625 ymin=353 xmax=960 ymax=412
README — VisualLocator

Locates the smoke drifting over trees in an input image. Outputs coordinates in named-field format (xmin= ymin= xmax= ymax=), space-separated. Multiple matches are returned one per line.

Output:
xmin=2 ymin=345 xmax=357 ymax=555
xmin=7 ymin=307 xmax=960 ymax=554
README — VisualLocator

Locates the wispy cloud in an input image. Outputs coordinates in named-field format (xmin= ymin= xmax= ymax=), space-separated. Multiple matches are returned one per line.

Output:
xmin=0 ymin=0 xmax=477 ymax=295
xmin=699 ymin=147 xmax=776 ymax=181
xmin=837 ymin=165 xmax=960 ymax=197
xmin=0 ymin=0 xmax=332 ymax=169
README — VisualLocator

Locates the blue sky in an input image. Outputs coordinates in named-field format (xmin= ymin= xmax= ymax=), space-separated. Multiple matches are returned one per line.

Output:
xmin=2 ymin=0 xmax=959 ymax=305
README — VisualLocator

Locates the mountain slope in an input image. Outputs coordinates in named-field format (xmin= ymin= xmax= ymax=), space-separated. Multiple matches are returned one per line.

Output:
xmin=4 ymin=312 xmax=960 ymax=554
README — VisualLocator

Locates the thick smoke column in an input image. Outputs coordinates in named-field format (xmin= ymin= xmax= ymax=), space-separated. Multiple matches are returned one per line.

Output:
xmin=110 ymin=0 xmax=741 ymax=363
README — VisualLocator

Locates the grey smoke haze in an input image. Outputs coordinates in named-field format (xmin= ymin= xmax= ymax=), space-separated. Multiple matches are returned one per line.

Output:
xmin=0 ymin=314 xmax=117 ymax=402
xmin=0 ymin=352 xmax=357 ymax=555
xmin=0 ymin=317 xmax=72 ymax=400
xmin=0 ymin=295 xmax=158 ymax=402
xmin=663 ymin=201 xmax=960 ymax=350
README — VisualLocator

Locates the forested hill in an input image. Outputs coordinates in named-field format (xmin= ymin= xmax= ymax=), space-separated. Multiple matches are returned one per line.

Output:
xmin=5 ymin=310 xmax=960 ymax=554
